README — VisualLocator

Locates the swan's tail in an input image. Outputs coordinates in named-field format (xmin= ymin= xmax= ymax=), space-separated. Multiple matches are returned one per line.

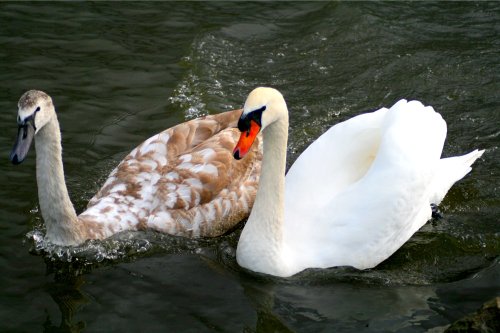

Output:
xmin=430 ymin=149 xmax=485 ymax=205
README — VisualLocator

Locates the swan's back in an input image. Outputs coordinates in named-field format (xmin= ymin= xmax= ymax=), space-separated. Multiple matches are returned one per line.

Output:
xmin=283 ymin=100 xmax=482 ymax=272
xmin=79 ymin=110 xmax=262 ymax=239
xmin=285 ymin=106 xmax=388 ymax=214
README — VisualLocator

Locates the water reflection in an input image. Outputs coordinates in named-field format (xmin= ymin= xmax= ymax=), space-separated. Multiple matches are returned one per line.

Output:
xmin=34 ymin=242 xmax=499 ymax=332
xmin=271 ymin=284 xmax=437 ymax=331
xmin=44 ymin=275 xmax=88 ymax=333
xmin=24 ymin=187 xmax=499 ymax=332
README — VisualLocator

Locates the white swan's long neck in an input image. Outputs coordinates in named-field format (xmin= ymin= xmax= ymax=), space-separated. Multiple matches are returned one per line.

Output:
xmin=236 ymin=113 xmax=289 ymax=276
xmin=34 ymin=117 xmax=83 ymax=245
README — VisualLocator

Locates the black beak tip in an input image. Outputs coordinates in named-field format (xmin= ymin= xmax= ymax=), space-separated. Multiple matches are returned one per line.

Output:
xmin=10 ymin=153 xmax=22 ymax=165
xmin=233 ymin=149 xmax=241 ymax=160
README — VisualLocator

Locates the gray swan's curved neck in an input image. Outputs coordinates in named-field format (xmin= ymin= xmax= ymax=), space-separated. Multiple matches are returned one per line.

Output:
xmin=34 ymin=117 xmax=82 ymax=245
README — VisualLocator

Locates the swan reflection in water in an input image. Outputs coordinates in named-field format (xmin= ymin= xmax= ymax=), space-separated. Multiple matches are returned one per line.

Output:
xmin=38 ymin=232 xmax=498 ymax=332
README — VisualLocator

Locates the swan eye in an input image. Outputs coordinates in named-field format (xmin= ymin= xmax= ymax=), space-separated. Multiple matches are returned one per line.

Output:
xmin=252 ymin=105 xmax=266 ymax=115
xmin=248 ymin=106 xmax=266 ymax=127
xmin=239 ymin=106 xmax=266 ymax=132
xmin=35 ymin=106 xmax=40 ymax=112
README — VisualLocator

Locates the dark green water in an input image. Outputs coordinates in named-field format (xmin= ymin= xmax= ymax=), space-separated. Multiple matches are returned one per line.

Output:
xmin=0 ymin=2 xmax=499 ymax=332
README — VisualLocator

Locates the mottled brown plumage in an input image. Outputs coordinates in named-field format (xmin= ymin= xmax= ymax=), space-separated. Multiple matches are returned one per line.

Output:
xmin=11 ymin=90 xmax=262 ymax=245
xmin=81 ymin=110 xmax=262 ymax=238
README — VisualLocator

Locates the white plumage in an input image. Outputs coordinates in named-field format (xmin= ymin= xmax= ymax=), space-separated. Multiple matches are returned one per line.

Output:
xmin=233 ymin=87 xmax=484 ymax=277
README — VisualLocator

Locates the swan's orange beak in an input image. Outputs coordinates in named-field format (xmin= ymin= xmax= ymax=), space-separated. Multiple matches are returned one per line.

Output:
xmin=233 ymin=120 xmax=261 ymax=160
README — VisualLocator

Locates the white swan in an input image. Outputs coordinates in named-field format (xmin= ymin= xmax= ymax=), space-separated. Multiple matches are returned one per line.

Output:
xmin=233 ymin=87 xmax=484 ymax=277
xmin=10 ymin=90 xmax=262 ymax=246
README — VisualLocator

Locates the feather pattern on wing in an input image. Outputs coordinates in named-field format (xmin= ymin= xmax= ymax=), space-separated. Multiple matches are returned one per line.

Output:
xmin=80 ymin=110 xmax=262 ymax=239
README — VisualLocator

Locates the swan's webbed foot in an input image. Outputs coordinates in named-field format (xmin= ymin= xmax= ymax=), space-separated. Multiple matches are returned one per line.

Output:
xmin=431 ymin=203 xmax=443 ymax=219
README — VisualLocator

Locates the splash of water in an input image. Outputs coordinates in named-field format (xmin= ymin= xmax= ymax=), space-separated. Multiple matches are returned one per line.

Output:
xmin=25 ymin=228 xmax=217 ymax=266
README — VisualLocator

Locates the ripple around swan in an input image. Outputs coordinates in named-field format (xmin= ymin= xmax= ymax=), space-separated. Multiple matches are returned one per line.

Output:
xmin=26 ymin=229 xmax=212 ymax=265
xmin=24 ymin=218 xmax=497 ymax=288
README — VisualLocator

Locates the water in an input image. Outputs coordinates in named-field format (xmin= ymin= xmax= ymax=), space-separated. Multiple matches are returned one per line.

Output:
xmin=0 ymin=2 xmax=499 ymax=332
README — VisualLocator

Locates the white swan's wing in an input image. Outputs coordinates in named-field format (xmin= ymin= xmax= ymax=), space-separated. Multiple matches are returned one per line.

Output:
xmin=284 ymin=106 xmax=389 ymax=225
xmin=285 ymin=100 xmax=457 ymax=272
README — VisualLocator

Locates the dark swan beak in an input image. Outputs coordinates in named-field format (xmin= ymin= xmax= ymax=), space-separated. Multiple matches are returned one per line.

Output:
xmin=10 ymin=116 xmax=36 ymax=165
